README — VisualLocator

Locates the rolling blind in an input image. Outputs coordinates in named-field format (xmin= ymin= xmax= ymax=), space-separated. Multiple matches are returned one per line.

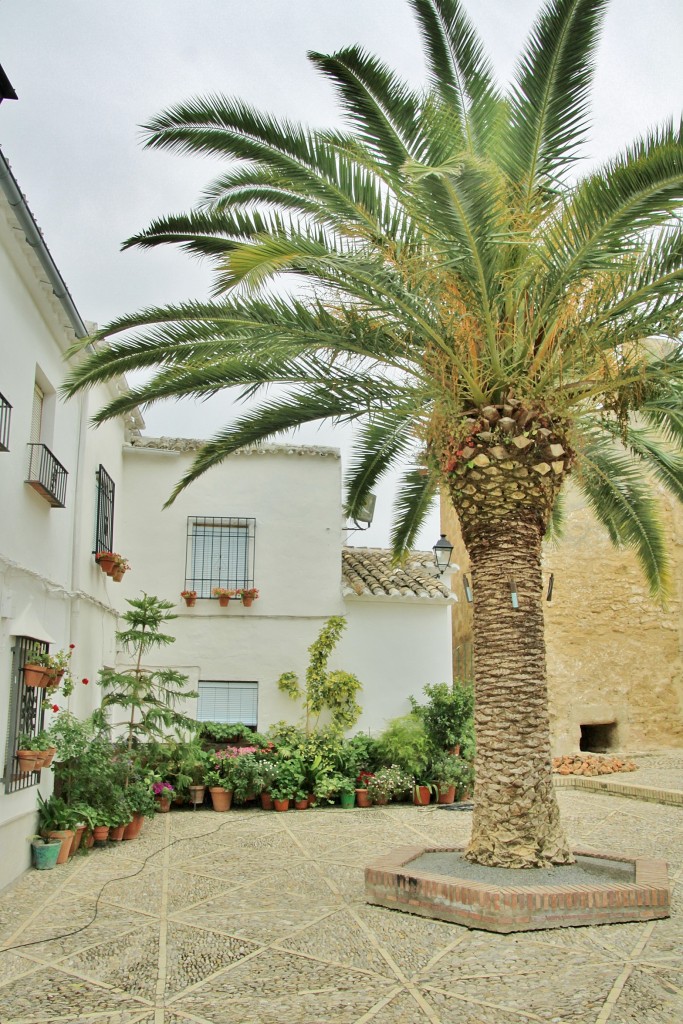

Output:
xmin=197 ymin=681 xmax=258 ymax=726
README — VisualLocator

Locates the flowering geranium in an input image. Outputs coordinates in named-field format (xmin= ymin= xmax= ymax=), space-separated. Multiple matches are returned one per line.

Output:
xmin=152 ymin=781 xmax=174 ymax=796
xmin=356 ymin=769 xmax=375 ymax=788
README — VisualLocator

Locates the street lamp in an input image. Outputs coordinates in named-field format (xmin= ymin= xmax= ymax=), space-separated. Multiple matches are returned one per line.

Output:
xmin=432 ymin=534 xmax=454 ymax=576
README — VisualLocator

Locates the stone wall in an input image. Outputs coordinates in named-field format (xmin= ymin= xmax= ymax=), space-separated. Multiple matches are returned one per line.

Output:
xmin=442 ymin=484 xmax=683 ymax=754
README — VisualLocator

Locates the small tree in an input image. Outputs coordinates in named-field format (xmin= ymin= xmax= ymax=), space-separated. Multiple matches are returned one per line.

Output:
xmin=277 ymin=616 xmax=362 ymax=735
xmin=95 ymin=593 xmax=199 ymax=750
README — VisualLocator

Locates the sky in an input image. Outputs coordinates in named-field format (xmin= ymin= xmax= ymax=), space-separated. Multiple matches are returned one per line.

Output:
xmin=1 ymin=0 xmax=681 ymax=547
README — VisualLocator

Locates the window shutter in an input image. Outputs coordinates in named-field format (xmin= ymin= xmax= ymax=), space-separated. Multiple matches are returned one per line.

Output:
xmin=30 ymin=384 xmax=44 ymax=444
xmin=197 ymin=681 xmax=258 ymax=727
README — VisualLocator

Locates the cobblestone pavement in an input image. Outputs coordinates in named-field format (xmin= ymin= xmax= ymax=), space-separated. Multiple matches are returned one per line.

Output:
xmin=1 ymin=771 xmax=682 ymax=1024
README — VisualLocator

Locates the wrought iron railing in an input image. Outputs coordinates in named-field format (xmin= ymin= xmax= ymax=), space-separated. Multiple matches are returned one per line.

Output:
xmin=94 ymin=464 xmax=115 ymax=556
xmin=26 ymin=443 xmax=68 ymax=507
xmin=185 ymin=516 xmax=256 ymax=598
xmin=3 ymin=637 xmax=46 ymax=792
xmin=0 ymin=391 xmax=11 ymax=452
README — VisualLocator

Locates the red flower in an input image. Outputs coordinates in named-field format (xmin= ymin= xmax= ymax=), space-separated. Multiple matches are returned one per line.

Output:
xmin=51 ymin=704 xmax=60 ymax=712
xmin=69 ymin=643 xmax=75 ymax=649
xmin=81 ymin=677 xmax=89 ymax=685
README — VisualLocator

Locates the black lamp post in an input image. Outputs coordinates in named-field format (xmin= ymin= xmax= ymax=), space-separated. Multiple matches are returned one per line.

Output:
xmin=432 ymin=534 xmax=454 ymax=575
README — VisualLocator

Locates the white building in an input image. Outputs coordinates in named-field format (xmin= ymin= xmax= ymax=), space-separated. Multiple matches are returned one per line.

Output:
xmin=0 ymin=149 xmax=454 ymax=891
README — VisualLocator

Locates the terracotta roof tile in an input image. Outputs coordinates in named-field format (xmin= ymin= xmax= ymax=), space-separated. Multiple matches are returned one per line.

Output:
xmin=342 ymin=547 xmax=452 ymax=600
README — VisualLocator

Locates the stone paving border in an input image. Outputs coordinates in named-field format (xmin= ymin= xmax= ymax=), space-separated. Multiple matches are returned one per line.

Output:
xmin=554 ymin=774 xmax=683 ymax=806
xmin=365 ymin=845 xmax=671 ymax=933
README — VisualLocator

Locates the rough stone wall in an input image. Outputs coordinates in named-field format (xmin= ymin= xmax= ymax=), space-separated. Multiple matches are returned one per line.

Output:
xmin=442 ymin=484 xmax=683 ymax=754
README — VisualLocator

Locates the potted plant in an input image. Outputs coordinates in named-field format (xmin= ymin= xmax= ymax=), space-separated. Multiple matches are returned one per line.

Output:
xmin=33 ymin=730 xmax=57 ymax=768
xmin=269 ymin=760 xmax=302 ymax=811
xmin=122 ymin=779 xmax=157 ymax=839
xmin=253 ymin=756 xmax=278 ymax=810
xmin=23 ymin=644 xmax=75 ymax=695
xmin=37 ymin=793 xmax=79 ymax=864
xmin=368 ymin=765 xmax=414 ymax=806
xmin=204 ymin=768 xmax=233 ymax=811
xmin=92 ymin=813 xmax=114 ymax=846
xmin=152 ymin=780 xmax=174 ymax=812
xmin=181 ymin=589 xmax=197 ymax=607
xmin=111 ymin=554 xmax=130 ymax=582
xmin=430 ymin=752 xmax=469 ymax=804
xmin=31 ymin=835 xmax=62 ymax=870
xmin=237 ymin=587 xmax=259 ymax=608
xmin=355 ymin=769 xmax=375 ymax=808
xmin=212 ymin=586 xmax=237 ymax=608
xmin=16 ymin=733 xmax=41 ymax=774
xmin=338 ymin=777 xmax=357 ymax=809
xmin=96 ymin=550 xmax=117 ymax=574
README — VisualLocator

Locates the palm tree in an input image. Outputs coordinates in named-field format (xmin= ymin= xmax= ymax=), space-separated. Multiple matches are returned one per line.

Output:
xmin=64 ymin=0 xmax=683 ymax=868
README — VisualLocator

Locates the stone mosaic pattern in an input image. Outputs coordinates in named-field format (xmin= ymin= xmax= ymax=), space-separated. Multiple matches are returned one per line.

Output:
xmin=0 ymin=767 xmax=682 ymax=1024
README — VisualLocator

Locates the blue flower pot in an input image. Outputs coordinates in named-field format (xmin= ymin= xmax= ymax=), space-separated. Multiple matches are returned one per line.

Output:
xmin=32 ymin=840 xmax=61 ymax=870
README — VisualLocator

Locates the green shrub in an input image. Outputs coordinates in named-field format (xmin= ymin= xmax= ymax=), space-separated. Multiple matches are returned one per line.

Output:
xmin=375 ymin=714 xmax=433 ymax=782
xmin=409 ymin=681 xmax=474 ymax=752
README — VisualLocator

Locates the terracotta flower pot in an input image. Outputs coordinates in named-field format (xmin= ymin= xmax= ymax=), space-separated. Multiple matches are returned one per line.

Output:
xmin=273 ymin=797 xmax=290 ymax=812
xmin=260 ymin=791 xmax=273 ymax=810
xmin=97 ymin=553 xmax=116 ymax=574
xmin=355 ymin=788 xmax=371 ymax=808
xmin=437 ymin=785 xmax=456 ymax=804
xmin=155 ymin=796 xmax=171 ymax=813
xmin=33 ymin=751 xmax=49 ymax=770
xmin=70 ymin=824 xmax=86 ymax=856
xmin=42 ymin=747 xmax=57 ymax=768
xmin=209 ymin=786 xmax=233 ymax=811
xmin=112 ymin=569 xmax=125 ymax=582
xmin=23 ymin=664 xmax=49 ymax=688
xmin=294 ymin=798 xmax=308 ymax=810
xmin=48 ymin=829 xmax=75 ymax=864
xmin=109 ymin=824 xmax=126 ymax=842
xmin=218 ymin=595 xmax=230 ymax=607
xmin=123 ymin=813 xmax=144 ymax=840
xmin=241 ymin=596 xmax=253 ymax=607
xmin=16 ymin=750 xmax=39 ymax=773
xmin=92 ymin=825 xmax=110 ymax=846
xmin=413 ymin=785 xmax=431 ymax=806
xmin=183 ymin=595 xmax=197 ymax=607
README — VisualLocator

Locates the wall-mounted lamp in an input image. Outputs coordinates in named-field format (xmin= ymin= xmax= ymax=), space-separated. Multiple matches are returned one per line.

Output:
xmin=432 ymin=533 xmax=454 ymax=576
xmin=546 ymin=573 xmax=554 ymax=603
xmin=509 ymin=579 xmax=519 ymax=610
xmin=462 ymin=573 xmax=473 ymax=603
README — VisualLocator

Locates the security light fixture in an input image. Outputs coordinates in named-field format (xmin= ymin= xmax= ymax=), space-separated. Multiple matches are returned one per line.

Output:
xmin=432 ymin=534 xmax=454 ymax=575
xmin=510 ymin=579 xmax=519 ymax=610
xmin=462 ymin=573 xmax=473 ymax=603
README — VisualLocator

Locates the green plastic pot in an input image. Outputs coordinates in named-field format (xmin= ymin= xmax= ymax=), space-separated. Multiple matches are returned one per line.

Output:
xmin=339 ymin=791 xmax=356 ymax=809
xmin=32 ymin=839 xmax=61 ymax=870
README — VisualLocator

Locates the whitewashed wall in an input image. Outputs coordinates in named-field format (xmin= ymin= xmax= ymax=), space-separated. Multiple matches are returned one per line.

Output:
xmin=0 ymin=192 xmax=127 ymax=889
xmin=337 ymin=597 xmax=454 ymax=735
xmin=116 ymin=443 xmax=346 ymax=731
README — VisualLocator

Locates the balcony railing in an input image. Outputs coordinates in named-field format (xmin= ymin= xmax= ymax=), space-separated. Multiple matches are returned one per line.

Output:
xmin=0 ymin=391 xmax=11 ymax=451
xmin=26 ymin=443 xmax=68 ymax=507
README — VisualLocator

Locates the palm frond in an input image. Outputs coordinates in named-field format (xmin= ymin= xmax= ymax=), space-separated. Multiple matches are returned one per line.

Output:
xmin=344 ymin=411 xmax=421 ymax=519
xmin=389 ymin=468 xmax=439 ymax=556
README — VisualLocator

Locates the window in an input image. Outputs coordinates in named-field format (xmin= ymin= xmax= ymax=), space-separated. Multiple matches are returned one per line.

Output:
xmin=3 ymin=637 xmax=47 ymax=792
xmin=0 ymin=391 xmax=11 ymax=452
xmin=197 ymin=680 xmax=258 ymax=727
xmin=30 ymin=383 xmax=43 ymax=444
xmin=186 ymin=516 xmax=255 ymax=598
xmin=94 ymin=465 xmax=115 ymax=556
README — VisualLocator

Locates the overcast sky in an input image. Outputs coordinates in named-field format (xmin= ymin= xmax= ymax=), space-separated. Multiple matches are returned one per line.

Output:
xmin=1 ymin=0 xmax=681 ymax=547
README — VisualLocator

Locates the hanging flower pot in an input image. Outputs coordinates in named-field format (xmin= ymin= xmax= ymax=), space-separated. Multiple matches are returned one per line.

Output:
xmin=219 ymin=596 xmax=230 ymax=607
xmin=17 ymin=750 xmax=39 ymax=773
xmin=213 ymin=587 xmax=236 ymax=606
xmin=96 ymin=552 xmax=116 ymax=574
xmin=238 ymin=588 xmax=259 ymax=607
xmin=112 ymin=569 xmax=125 ymax=582
xmin=23 ymin=664 xmax=49 ymax=688
xmin=181 ymin=591 xmax=197 ymax=607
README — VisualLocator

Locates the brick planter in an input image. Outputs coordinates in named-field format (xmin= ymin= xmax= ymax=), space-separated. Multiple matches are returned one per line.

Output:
xmin=365 ymin=845 xmax=670 ymax=933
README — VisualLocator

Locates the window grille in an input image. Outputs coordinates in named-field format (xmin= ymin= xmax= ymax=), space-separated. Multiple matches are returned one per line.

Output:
xmin=26 ymin=443 xmax=68 ymax=507
xmin=197 ymin=681 xmax=258 ymax=727
xmin=0 ymin=391 xmax=11 ymax=451
xmin=3 ymin=637 xmax=46 ymax=792
xmin=185 ymin=517 xmax=255 ymax=598
xmin=94 ymin=465 xmax=115 ymax=556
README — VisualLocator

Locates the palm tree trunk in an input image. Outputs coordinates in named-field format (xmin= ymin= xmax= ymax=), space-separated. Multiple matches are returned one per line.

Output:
xmin=464 ymin=513 xmax=573 ymax=867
